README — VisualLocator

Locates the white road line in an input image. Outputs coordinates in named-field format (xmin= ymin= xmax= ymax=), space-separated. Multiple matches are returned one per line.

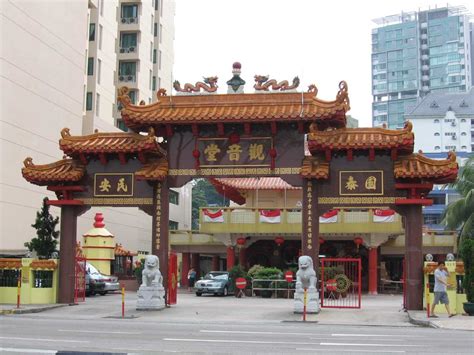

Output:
xmin=201 ymin=330 xmax=318 ymax=336
xmin=0 ymin=348 xmax=56 ymax=354
xmin=165 ymin=338 xmax=320 ymax=345
xmin=297 ymin=348 xmax=405 ymax=353
xmin=320 ymin=342 xmax=422 ymax=347
xmin=0 ymin=336 xmax=88 ymax=344
xmin=331 ymin=333 xmax=423 ymax=338
xmin=58 ymin=329 xmax=141 ymax=335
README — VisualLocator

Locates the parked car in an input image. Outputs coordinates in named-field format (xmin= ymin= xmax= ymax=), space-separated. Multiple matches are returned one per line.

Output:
xmin=86 ymin=263 xmax=120 ymax=296
xmin=195 ymin=271 xmax=234 ymax=296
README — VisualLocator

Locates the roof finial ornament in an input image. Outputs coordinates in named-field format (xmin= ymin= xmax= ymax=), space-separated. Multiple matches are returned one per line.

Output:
xmin=94 ymin=129 xmax=99 ymax=133
xmin=148 ymin=126 xmax=155 ymax=138
xmin=254 ymin=75 xmax=300 ymax=92
xmin=336 ymin=81 xmax=350 ymax=110
xmin=173 ymin=76 xmax=218 ymax=95
xmin=61 ymin=128 xmax=71 ymax=138
xmin=448 ymin=150 xmax=457 ymax=162
xmin=227 ymin=62 xmax=246 ymax=94
xmin=307 ymin=84 xmax=318 ymax=96
xmin=117 ymin=86 xmax=131 ymax=106
xmin=403 ymin=120 xmax=413 ymax=132
xmin=23 ymin=157 xmax=34 ymax=167
xmin=157 ymin=88 xmax=167 ymax=98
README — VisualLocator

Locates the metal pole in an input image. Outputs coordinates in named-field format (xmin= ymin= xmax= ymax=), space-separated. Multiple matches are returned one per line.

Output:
xmin=426 ymin=281 xmax=430 ymax=317
xmin=303 ymin=288 xmax=307 ymax=321
xmin=121 ymin=284 xmax=125 ymax=318
xmin=16 ymin=276 xmax=21 ymax=309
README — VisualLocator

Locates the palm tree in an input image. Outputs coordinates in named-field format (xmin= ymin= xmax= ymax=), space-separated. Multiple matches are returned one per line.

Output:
xmin=443 ymin=155 xmax=474 ymax=245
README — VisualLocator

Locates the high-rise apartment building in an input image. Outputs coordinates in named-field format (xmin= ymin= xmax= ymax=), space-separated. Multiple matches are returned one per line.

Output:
xmin=372 ymin=6 xmax=472 ymax=128
xmin=1 ymin=0 xmax=187 ymax=256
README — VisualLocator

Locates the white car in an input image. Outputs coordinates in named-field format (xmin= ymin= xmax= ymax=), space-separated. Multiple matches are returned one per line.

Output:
xmin=86 ymin=263 xmax=120 ymax=295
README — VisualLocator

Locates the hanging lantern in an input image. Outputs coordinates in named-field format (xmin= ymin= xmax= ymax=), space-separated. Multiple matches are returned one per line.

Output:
xmin=353 ymin=237 xmax=364 ymax=250
xmin=236 ymin=237 xmax=246 ymax=247
xmin=229 ymin=132 xmax=240 ymax=145
xmin=192 ymin=149 xmax=200 ymax=169
xmin=274 ymin=236 xmax=285 ymax=246
xmin=319 ymin=237 xmax=325 ymax=245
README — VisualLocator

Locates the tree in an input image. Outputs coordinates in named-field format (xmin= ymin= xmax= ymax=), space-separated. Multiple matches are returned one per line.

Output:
xmin=443 ymin=155 xmax=474 ymax=246
xmin=24 ymin=197 xmax=59 ymax=259
xmin=191 ymin=179 xmax=230 ymax=230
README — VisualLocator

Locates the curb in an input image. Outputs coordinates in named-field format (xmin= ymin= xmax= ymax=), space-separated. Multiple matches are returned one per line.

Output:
xmin=407 ymin=311 xmax=439 ymax=328
xmin=0 ymin=304 xmax=67 ymax=315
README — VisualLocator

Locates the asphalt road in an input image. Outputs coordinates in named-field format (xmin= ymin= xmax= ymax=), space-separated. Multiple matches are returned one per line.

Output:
xmin=0 ymin=315 xmax=473 ymax=354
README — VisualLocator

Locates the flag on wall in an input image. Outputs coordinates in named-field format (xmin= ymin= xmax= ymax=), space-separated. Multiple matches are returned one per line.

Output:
xmin=203 ymin=209 xmax=224 ymax=223
xmin=259 ymin=209 xmax=281 ymax=223
xmin=373 ymin=209 xmax=395 ymax=223
xmin=319 ymin=209 xmax=338 ymax=223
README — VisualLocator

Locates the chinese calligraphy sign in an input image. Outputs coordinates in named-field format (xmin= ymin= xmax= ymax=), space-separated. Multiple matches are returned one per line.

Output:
xmin=94 ymin=173 xmax=134 ymax=197
xmin=339 ymin=171 xmax=384 ymax=196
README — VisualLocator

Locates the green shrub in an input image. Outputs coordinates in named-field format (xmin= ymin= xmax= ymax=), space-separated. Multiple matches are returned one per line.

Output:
xmin=253 ymin=267 xmax=282 ymax=280
xmin=134 ymin=258 xmax=145 ymax=284
xmin=460 ymin=237 xmax=474 ymax=303
xmin=247 ymin=264 xmax=264 ymax=279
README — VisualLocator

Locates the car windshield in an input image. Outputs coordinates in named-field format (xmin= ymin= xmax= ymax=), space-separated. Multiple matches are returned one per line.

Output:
xmin=87 ymin=263 xmax=101 ymax=275
xmin=203 ymin=272 xmax=228 ymax=280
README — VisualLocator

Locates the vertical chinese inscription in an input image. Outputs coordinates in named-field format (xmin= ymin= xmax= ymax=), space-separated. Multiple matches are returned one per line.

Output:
xmin=155 ymin=182 xmax=161 ymax=251
xmin=306 ymin=182 xmax=313 ymax=250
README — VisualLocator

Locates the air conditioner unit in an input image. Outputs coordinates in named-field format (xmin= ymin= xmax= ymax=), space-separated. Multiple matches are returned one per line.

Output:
xmin=452 ymin=135 xmax=457 ymax=140
xmin=119 ymin=75 xmax=125 ymax=81
xmin=121 ymin=18 xmax=127 ymax=24
xmin=451 ymin=122 xmax=456 ymax=127
xmin=129 ymin=47 xmax=135 ymax=52
xmin=120 ymin=48 xmax=125 ymax=53
xmin=127 ymin=75 xmax=133 ymax=81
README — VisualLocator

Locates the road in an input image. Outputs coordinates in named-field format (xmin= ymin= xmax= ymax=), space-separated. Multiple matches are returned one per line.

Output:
xmin=1 ymin=315 xmax=473 ymax=354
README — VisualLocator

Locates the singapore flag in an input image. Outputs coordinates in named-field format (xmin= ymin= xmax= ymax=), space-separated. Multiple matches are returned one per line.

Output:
xmin=259 ymin=209 xmax=281 ymax=223
xmin=203 ymin=209 xmax=224 ymax=223
xmin=373 ymin=209 xmax=396 ymax=223
xmin=319 ymin=209 xmax=338 ymax=223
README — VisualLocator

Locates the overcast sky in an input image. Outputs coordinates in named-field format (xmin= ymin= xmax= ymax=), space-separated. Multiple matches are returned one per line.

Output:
xmin=173 ymin=0 xmax=472 ymax=127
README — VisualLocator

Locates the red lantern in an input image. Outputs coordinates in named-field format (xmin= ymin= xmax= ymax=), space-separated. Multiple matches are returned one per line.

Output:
xmin=353 ymin=237 xmax=364 ymax=250
xmin=269 ymin=148 xmax=277 ymax=170
xmin=192 ymin=149 xmax=200 ymax=169
xmin=236 ymin=237 xmax=246 ymax=247
xmin=229 ymin=132 xmax=240 ymax=144
xmin=319 ymin=237 xmax=325 ymax=245
xmin=274 ymin=236 xmax=285 ymax=246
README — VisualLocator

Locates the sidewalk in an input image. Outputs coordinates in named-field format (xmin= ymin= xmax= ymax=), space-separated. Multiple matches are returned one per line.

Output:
xmin=2 ymin=291 xmax=473 ymax=330
xmin=0 ymin=303 xmax=67 ymax=315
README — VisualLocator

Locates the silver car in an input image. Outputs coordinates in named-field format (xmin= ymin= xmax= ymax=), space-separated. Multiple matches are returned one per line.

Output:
xmin=86 ymin=263 xmax=120 ymax=295
xmin=194 ymin=271 xmax=234 ymax=296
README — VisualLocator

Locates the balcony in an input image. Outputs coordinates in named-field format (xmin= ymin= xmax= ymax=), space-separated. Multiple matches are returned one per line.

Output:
xmin=120 ymin=17 xmax=138 ymax=25
xmin=119 ymin=46 xmax=137 ymax=54
xmin=199 ymin=208 xmax=403 ymax=235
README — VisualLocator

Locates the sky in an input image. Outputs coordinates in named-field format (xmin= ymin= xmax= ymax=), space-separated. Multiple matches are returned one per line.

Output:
xmin=173 ymin=0 xmax=473 ymax=127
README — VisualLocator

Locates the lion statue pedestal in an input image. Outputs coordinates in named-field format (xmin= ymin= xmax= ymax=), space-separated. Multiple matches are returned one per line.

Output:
xmin=294 ymin=255 xmax=320 ymax=314
xmin=136 ymin=255 xmax=165 ymax=311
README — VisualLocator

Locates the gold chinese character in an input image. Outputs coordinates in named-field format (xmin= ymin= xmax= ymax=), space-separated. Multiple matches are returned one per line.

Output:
xmin=227 ymin=144 xmax=242 ymax=161
xmin=117 ymin=178 xmax=128 ymax=192
xmin=248 ymin=143 xmax=265 ymax=160
xmin=365 ymin=176 xmax=377 ymax=190
xmin=204 ymin=143 xmax=221 ymax=162
xmin=345 ymin=176 xmax=358 ymax=190
xmin=99 ymin=178 xmax=111 ymax=192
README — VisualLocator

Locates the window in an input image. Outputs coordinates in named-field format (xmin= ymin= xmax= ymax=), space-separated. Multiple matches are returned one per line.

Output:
xmin=169 ymin=220 xmax=179 ymax=230
xmin=152 ymin=76 xmax=156 ymax=91
xmin=122 ymin=4 xmax=138 ymax=19
xmin=153 ymin=49 xmax=157 ymax=64
xmin=119 ymin=61 xmax=137 ymax=78
xmin=87 ymin=57 xmax=94 ymax=76
xmin=129 ymin=90 xmax=137 ymax=104
xmin=445 ymin=132 xmax=456 ymax=136
xmin=154 ymin=23 xmax=158 ymax=37
xmin=96 ymin=93 xmax=100 ymax=116
xmin=86 ymin=92 xmax=93 ymax=111
xmin=434 ymin=119 xmax=440 ymax=123
xmin=170 ymin=190 xmax=179 ymax=205
xmin=461 ymin=145 xmax=467 ymax=149
xmin=0 ymin=269 xmax=20 ymax=287
xmin=98 ymin=25 xmax=103 ymax=50
xmin=158 ymin=50 xmax=162 ymax=69
xmin=89 ymin=23 xmax=96 ymax=41
xmin=97 ymin=59 xmax=101 ymax=84
xmin=461 ymin=119 xmax=467 ymax=122
xmin=116 ymin=119 xmax=127 ymax=132
xmin=159 ymin=24 xmax=163 ymax=43
xmin=120 ymin=33 xmax=137 ymax=49
xmin=33 ymin=270 xmax=53 ymax=288
xmin=461 ymin=132 xmax=467 ymax=136
xmin=149 ymin=70 xmax=152 ymax=90
xmin=150 ymin=41 xmax=153 ymax=61
xmin=434 ymin=146 xmax=440 ymax=150
xmin=155 ymin=0 xmax=159 ymax=11
xmin=445 ymin=146 xmax=456 ymax=151
xmin=434 ymin=132 xmax=440 ymax=136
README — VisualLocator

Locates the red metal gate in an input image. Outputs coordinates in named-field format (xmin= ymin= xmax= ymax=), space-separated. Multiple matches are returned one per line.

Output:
xmin=167 ymin=252 xmax=178 ymax=305
xmin=74 ymin=257 xmax=86 ymax=303
xmin=321 ymin=258 xmax=361 ymax=309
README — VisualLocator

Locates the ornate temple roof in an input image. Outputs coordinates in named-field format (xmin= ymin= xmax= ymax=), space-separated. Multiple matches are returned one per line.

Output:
xmin=118 ymin=82 xmax=350 ymax=132
xmin=307 ymin=122 xmax=414 ymax=154
xmin=59 ymin=127 xmax=165 ymax=157
xmin=115 ymin=243 xmax=137 ymax=256
xmin=300 ymin=156 xmax=330 ymax=179
xmin=21 ymin=157 xmax=85 ymax=186
xmin=135 ymin=158 xmax=169 ymax=181
xmin=394 ymin=151 xmax=458 ymax=184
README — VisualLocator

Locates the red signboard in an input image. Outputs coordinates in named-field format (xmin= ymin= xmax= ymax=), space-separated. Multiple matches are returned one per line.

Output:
xmin=167 ymin=252 xmax=178 ymax=305
xmin=326 ymin=279 xmax=337 ymax=292
xmin=235 ymin=277 xmax=247 ymax=289
xmin=284 ymin=271 xmax=293 ymax=283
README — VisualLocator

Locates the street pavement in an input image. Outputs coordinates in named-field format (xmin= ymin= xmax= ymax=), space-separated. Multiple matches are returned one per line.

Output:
xmin=1 ymin=291 xmax=473 ymax=354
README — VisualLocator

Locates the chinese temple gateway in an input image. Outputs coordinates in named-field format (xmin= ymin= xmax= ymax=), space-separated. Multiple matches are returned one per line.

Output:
xmin=22 ymin=63 xmax=458 ymax=310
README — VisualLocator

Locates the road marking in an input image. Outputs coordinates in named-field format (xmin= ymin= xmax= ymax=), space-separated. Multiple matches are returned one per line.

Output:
xmin=201 ymin=330 xmax=318 ymax=336
xmin=331 ymin=333 xmax=423 ymax=338
xmin=0 ymin=348 xmax=56 ymax=354
xmin=0 ymin=336 xmax=88 ymax=344
xmin=320 ymin=342 xmax=421 ymax=347
xmin=297 ymin=348 xmax=405 ymax=353
xmin=58 ymin=329 xmax=141 ymax=335
xmin=165 ymin=338 xmax=321 ymax=345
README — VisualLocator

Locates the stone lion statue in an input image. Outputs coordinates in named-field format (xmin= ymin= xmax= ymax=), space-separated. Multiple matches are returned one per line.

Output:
xmin=141 ymin=255 xmax=162 ymax=287
xmin=295 ymin=255 xmax=317 ymax=292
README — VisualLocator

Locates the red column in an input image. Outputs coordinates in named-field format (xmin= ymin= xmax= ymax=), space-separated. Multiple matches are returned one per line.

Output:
xmin=191 ymin=253 xmax=200 ymax=278
xmin=181 ymin=252 xmax=190 ymax=288
xmin=212 ymin=255 xmax=220 ymax=271
xmin=226 ymin=247 xmax=235 ymax=270
xmin=239 ymin=247 xmax=246 ymax=269
xmin=368 ymin=247 xmax=378 ymax=295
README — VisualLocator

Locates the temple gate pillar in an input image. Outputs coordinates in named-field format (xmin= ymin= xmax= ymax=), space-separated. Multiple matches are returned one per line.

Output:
xmin=226 ymin=247 xmax=235 ymax=270
xmin=151 ymin=180 xmax=169 ymax=291
xmin=58 ymin=206 xmax=78 ymax=304
xmin=403 ymin=205 xmax=423 ymax=310
xmin=302 ymin=179 xmax=319 ymax=266
xmin=368 ymin=247 xmax=378 ymax=295
xmin=181 ymin=252 xmax=190 ymax=287
xmin=191 ymin=253 xmax=200 ymax=277
xmin=239 ymin=247 xmax=246 ymax=269
xmin=212 ymin=255 xmax=220 ymax=271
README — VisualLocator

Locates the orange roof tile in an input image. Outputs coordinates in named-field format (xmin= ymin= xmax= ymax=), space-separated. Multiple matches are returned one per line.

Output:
xmin=307 ymin=122 xmax=414 ymax=153
xmin=22 ymin=157 xmax=85 ymax=186
xmin=135 ymin=158 xmax=168 ymax=181
xmin=213 ymin=177 xmax=300 ymax=190
xmin=394 ymin=151 xmax=458 ymax=184
xmin=300 ymin=156 xmax=330 ymax=179
xmin=59 ymin=127 xmax=165 ymax=157
xmin=209 ymin=178 xmax=246 ymax=205
xmin=115 ymin=243 xmax=137 ymax=256
xmin=118 ymin=83 xmax=350 ymax=131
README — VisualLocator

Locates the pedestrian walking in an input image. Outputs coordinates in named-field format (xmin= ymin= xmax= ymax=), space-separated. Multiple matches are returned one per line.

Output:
xmin=188 ymin=268 xmax=196 ymax=292
xmin=430 ymin=262 xmax=455 ymax=318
